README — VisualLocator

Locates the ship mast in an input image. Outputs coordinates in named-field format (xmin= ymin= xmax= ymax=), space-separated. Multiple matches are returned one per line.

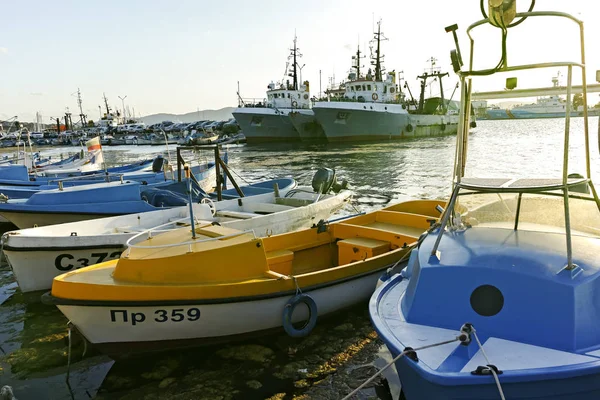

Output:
xmin=352 ymin=45 xmax=363 ymax=79
xmin=76 ymin=88 xmax=87 ymax=127
xmin=289 ymin=36 xmax=300 ymax=90
xmin=292 ymin=37 xmax=298 ymax=90
xmin=371 ymin=21 xmax=386 ymax=81
xmin=103 ymin=93 xmax=111 ymax=116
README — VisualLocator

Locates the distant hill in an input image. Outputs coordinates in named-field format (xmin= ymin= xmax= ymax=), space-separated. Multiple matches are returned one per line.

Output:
xmin=140 ymin=107 xmax=235 ymax=125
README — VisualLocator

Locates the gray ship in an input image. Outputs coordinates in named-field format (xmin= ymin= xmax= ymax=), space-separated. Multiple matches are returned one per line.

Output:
xmin=313 ymin=22 xmax=460 ymax=142
xmin=288 ymin=110 xmax=326 ymax=142
xmin=233 ymin=37 xmax=311 ymax=143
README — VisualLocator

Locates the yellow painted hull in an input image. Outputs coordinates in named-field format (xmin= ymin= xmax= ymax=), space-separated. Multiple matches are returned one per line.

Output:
xmin=50 ymin=199 xmax=446 ymax=303
xmin=44 ymin=199 xmax=447 ymax=349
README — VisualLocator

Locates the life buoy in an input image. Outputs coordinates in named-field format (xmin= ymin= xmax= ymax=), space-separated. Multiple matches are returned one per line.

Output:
xmin=292 ymin=101 xmax=298 ymax=108
xmin=406 ymin=124 xmax=413 ymax=133
xmin=372 ymin=93 xmax=379 ymax=101
xmin=282 ymin=293 xmax=318 ymax=337
xmin=303 ymin=94 xmax=309 ymax=100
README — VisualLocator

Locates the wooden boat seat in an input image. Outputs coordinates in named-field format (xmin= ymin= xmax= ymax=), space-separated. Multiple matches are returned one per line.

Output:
xmin=337 ymin=237 xmax=391 ymax=265
xmin=266 ymin=249 xmax=294 ymax=275
xmin=194 ymin=225 xmax=242 ymax=238
xmin=215 ymin=210 xmax=261 ymax=219
xmin=276 ymin=197 xmax=314 ymax=207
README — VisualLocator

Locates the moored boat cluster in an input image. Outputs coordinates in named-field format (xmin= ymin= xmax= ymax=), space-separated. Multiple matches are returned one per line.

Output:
xmin=2 ymin=2 xmax=600 ymax=399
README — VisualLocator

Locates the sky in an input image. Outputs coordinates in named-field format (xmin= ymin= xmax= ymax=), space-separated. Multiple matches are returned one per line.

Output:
xmin=1 ymin=0 xmax=599 ymax=122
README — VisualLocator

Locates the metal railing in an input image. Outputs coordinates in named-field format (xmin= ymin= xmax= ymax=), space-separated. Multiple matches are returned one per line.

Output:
xmin=432 ymin=11 xmax=600 ymax=273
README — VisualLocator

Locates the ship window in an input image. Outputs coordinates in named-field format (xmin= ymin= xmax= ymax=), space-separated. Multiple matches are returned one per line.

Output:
xmin=287 ymin=93 xmax=290 ymax=98
xmin=362 ymin=84 xmax=366 ymax=91
xmin=367 ymin=85 xmax=372 ymax=91
xmin=384 ymin=85 xmax=387 ymax=93
xmin=298 ymin=93 xmax=301 ymax=99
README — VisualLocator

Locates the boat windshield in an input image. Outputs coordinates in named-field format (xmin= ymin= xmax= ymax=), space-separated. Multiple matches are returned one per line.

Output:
xmin=454 ymin=191 xmax=600 ymax=239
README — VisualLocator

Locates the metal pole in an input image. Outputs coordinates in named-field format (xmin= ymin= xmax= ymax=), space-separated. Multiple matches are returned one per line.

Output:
xmin=563 ymin=65 xmax=574 ymax=270
xmin=185 ymin=164 xmax=197 ymax=239
xmin=319 ymin=70 xmax=322 ymax=99
xmin=214 ymin=147 xmax=222 ymax=201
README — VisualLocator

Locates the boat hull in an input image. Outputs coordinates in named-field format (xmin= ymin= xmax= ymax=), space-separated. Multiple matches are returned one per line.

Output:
xmin=5 ymin=189 xmax=350 ymax=292
xmin=289 ymin=110 xmax=326 ymax=141
xmin=392 ymin=352 xmax=600 ymax=400
xmin=233 ymin=108 xmax=300 ymax=143
xmin=312 ymin=102 xmax=410 ymax=142
xmin=406 ymin=114 xmax=459 ymax=137
xmin=0 ymin=211 xmax=122 ymax=229
xmin=53 ymin=269 xmax=382 ymax=352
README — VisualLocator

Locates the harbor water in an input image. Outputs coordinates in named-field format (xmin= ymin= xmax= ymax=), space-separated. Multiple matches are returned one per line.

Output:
xmin=0 ymin=118 xmax=599 ymax=399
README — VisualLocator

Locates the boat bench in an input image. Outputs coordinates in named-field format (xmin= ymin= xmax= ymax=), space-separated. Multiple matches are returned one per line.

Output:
xmin=266 ymin=249 xmax=294 ymax=276
xmin=195 ymin=225 xmax=242 ymax=238
xmin=215 ymin=210 xmax=261 ymax=219
xmin=337 ymin=237 xmax=391 ymax=265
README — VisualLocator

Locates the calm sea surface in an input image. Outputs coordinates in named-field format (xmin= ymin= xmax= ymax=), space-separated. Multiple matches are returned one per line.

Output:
xmin=0 ymin=118 xmax=599 ymax=399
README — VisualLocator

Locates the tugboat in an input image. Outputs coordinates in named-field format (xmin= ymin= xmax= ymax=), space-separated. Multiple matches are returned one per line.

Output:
xmin=367 ymin=2 xmax=600 ymax=399
xmin=312 ymin=22 xmax=459 ymax=142
xmin=233 ymin=36 xmax=310 ymax=143
xmin=312 ymin=22 xmax=408 ymax=142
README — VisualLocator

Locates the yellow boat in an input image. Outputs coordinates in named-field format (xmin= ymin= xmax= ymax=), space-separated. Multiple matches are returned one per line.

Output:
xmin=43 ymin=200 xmax=445 ymax=353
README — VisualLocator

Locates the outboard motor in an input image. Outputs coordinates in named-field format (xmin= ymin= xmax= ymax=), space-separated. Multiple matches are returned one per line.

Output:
xmin=152 ymin=155 xmax=165 ymax=172
xmin=311 ymin=167 xmax=349 ymax=194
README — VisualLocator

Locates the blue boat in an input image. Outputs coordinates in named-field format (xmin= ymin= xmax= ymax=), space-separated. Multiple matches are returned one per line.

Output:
xmin=367 ymin=6 xmax=600 ymax=400
xmin=0 ymin=177 xmax=295 ymax=228
xmin=0 ymin=160 xmax=214 ymax=199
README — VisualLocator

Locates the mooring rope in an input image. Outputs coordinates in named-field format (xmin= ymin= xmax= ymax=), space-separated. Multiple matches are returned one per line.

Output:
xmin=343 ymin=323 xmax=506 ymax=400
xmin=472 ymin=329 xmax=506 ymax=400
xmin=342 ymin=335 xmax=463 ymax=400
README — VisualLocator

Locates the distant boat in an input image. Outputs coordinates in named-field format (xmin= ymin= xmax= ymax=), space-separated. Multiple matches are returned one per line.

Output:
xmin=233 ymin=36 xmax=310 ymax=143
xmin=485 ymin=75 xmax=576 ymax=120
xmin=312 ymin=22 xmax=460 ymax=142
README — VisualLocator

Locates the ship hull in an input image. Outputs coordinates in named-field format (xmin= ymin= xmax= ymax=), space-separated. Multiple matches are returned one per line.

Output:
xmin=511 ymin=110 xmax=569 ymax=119
xmin=289 ymin=110 xmax=326 ymax=142
xmin=232 ymin=108 xmax=300 ymax=143
xmin=313 ymin=102 xmax=458 ymax=142
xmin=313 ymin=102 xmax=410 ymax=142
xmin=486 ymin=109 xmax=512 ymax=119
xmin=407 ymin=114 xmax=460 ymax=137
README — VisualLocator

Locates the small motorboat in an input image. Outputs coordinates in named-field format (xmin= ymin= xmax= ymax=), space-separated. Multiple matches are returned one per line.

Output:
xmin=43 ymin=199 xmax=443 ymax=354
xmin=0 ymin=164 xmax=221 ymax=228
xmin=0 ymin=160 xmax=213 ymax=200
xmin=366 ymin=5 xmax=600 ymax=400
xmin=5 ymin=176 xmax=351 ymax=292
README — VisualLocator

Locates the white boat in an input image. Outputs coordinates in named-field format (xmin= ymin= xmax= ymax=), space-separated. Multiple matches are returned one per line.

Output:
xmin=4 ymin=187 xmax=352 ymax=292
xmin=233 ymin=36 xmax=311 ymax=143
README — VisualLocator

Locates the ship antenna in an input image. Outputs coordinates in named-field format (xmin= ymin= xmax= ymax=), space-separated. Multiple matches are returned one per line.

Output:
xmin=77 ymin=88 xmax=86 ymax=127
xmin=103 ymin=93 xmax=110 ymax=115
xmin=371 ymin=20 xmax=387 ymax=81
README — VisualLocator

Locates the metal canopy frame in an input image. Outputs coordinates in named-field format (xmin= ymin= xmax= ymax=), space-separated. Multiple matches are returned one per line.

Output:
xmin=432 ymin=11 xmax=600 ymax=272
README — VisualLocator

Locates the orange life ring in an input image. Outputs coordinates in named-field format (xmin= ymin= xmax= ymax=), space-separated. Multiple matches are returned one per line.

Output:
xmin=372 ymin=93 xmax=379 ymax=101
xmin=292 ymin=101 xmax=298 ymax=108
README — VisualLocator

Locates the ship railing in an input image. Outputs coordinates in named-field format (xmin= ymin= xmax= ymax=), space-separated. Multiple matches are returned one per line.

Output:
xmin=238 ymin=98 xmax=267 ymax=108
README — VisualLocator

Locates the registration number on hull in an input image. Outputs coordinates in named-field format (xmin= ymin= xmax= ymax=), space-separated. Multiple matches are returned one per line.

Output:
xmin=110 ymin=308 xmax=201 ymax=325
xmin=55 ymin=251 xmax=123 ymax=271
